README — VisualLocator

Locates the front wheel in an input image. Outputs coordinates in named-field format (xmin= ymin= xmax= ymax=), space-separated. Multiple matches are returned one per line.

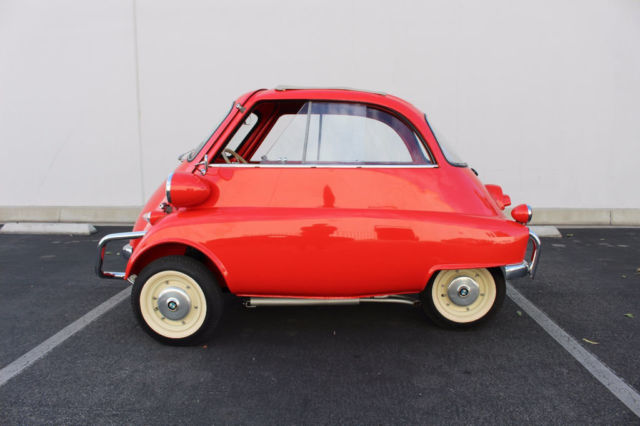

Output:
xmin=131 ymin=256 xmax=223 ymax=345
xmin=420 ymin=268 xmax=505 ymax=328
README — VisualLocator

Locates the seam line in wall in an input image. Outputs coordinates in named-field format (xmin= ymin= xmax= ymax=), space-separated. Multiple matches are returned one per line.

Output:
xmin=132 ymin=0 xmax=145 ymax=203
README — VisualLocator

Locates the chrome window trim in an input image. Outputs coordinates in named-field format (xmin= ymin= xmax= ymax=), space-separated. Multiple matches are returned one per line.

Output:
xmin=208 ymin=163 xmax=439 ymax=169
xmin=187 ymin=102 xmax=235 ymax=162
xmin=275 ymin=85 xmax=387 ymax=96
xmin=424 ymin=114 xmax=467 ymax=168
xmin=165 ymin=172 xmax=174 ymax=203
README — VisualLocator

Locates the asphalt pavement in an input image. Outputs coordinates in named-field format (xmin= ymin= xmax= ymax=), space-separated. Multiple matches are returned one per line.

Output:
xmin=0 ymin=227 xmax=638 ymax=424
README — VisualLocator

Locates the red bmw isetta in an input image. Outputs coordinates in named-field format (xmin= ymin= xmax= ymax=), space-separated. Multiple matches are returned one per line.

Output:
xmin=96 ymin=87 xmax=540 ymax=345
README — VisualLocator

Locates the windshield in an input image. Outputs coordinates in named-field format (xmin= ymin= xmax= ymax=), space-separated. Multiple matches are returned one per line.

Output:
xmin=424 ymin=114 xmax=467 ymax=167
xmin=184 ymin=103 xmax=234 ymax=162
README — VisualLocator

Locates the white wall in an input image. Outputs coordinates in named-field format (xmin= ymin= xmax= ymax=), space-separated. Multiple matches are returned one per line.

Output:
xmin=0 ymin=0 xmax=141 ymax=206
xmin=1 ymin=0 xmax=639 ymax=212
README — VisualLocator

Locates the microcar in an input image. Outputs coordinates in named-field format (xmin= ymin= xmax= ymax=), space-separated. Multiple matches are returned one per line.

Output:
xmin=96 ymin=87 xmax=540 ymax=345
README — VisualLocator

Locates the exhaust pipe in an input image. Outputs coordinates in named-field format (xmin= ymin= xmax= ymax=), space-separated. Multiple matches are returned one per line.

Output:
xmin=244 ymin=296 xmax=418 ymax=308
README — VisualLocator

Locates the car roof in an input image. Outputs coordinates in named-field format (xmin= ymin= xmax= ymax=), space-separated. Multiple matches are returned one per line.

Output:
xmin=273 ymin=85 xmax=387 ymax=96
xmin=245 ymin=87 xmax=423 ymax=120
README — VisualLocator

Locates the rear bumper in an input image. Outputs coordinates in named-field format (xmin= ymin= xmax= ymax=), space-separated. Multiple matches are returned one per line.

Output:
xmin=95 ymin=231 xmax=146 ymax=279
xmin=503 ymin=230 xmax=541 ymax=280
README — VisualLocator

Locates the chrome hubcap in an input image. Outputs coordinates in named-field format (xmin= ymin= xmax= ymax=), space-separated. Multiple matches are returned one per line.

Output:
xmin=447 ymin=276 xmax=480 ymax=306
xmin=157 ymin=287 xmax=191 ymax=320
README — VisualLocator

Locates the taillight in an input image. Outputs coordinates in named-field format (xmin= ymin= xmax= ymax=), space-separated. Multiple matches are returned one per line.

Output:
xmin=511 ymin=204 xmax=533 ymax=224
xmin=165 ymin=172 xmax=211 ymax=208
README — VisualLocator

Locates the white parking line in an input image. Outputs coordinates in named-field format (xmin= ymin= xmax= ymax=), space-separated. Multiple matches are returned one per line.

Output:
xmin=3 ymin=280 xmax=640 ymax=419
xmin=507 ymin=283 xmax=640 ymax=418
xmin=0 ymin=287 xmax=129 ymax=388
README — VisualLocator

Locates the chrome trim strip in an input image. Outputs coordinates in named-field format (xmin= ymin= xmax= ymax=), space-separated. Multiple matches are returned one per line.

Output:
xmin=504 ymin=230 xmax=542 ymax=280
xmin=165 ymin=172 xmax=173 ymax=204
xmin=208 ymin=163 xmax=439 ymax=169
xmin=359 ymin=296 xmax=419 ymax=306
xmin=96 ymin=231 xmax=146 ymax=279
xmin=244 ymin=295 xmax=417 ymax=307
xmin=246 ymin=298 xmax=358 ymax=307
xmin=274 ymin=85 xmax=387 ymax=96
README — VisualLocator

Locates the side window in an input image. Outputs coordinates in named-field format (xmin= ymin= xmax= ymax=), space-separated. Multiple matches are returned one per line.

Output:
xmin=252 ymin=113 xmax=307 ymax=162
xmin=225 ymin=113 xmax=259 ymax=152
xmin=251 ymin=102 xmax=431 ymax=165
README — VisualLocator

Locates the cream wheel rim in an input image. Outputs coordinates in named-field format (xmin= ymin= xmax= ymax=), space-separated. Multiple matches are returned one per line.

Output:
xmin=431 ymin=268 xmax=496 ymax=323
xmin=139 ymin=270 xmax=207 ymax=339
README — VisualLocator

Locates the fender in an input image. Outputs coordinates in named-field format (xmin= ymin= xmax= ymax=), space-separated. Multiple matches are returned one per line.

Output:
xmin=126 ymin=230 xmax=228 ymax=282
xmin=424 ymin=262 xmax=505 ymax=286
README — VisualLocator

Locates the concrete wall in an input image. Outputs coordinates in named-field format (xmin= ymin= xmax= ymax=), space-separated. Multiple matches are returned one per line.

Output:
xmin=1 ymin=0 xmax=639 ymax=222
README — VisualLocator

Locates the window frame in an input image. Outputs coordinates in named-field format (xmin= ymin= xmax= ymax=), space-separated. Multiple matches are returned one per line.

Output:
xmin=222 ymin=111 xmax=261 ymax=154
xmin=211 ymin=100 xmax=439 ymax=169
xmin=187 ymin=102 xmax=235 ymax=162
xmin=424 ymin=113 xmax=468 ymax=168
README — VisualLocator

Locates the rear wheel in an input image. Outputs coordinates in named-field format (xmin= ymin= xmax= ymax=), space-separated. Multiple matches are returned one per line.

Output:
xmin=131 ymin=256 xmax=223 ymax=345
xmin=420 ymin=268 xmax=505 ymax=328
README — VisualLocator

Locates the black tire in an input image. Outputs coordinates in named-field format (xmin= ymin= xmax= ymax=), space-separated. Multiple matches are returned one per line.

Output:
xmin=420 ymin=268 xmax=505 ymax=328
xmin=131 ymin=255 xmax=223 ymax=345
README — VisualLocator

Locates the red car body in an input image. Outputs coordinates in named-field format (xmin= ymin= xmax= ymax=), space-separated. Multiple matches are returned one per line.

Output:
xmin=96 ymin=87 xmax=540 ymax=343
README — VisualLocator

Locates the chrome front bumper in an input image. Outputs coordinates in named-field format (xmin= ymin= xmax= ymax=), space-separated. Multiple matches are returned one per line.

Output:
xmin=95 ymin=231 xmax=146 ymax=279
xmin=503 ymin=230 xmax=541 ymax=280
xmin=122 ymin=243 xmax=133 ymax=260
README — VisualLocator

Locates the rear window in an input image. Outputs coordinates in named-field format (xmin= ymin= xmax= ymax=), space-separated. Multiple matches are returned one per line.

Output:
xmin=425 ymin=114 xmax=467 ymax=167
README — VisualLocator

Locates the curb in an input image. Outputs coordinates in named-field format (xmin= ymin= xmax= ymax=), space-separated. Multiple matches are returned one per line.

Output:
xmin=0 ymin=223 xmax=97 ymax=235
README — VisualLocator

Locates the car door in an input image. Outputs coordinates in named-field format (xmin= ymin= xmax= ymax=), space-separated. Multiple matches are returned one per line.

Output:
xmin=200 ymin=100 xmax=438 ymax=297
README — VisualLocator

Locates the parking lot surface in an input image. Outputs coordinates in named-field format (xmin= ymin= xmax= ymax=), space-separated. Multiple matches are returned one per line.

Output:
xmin=0 ymin=227 xmax=638 ymax=424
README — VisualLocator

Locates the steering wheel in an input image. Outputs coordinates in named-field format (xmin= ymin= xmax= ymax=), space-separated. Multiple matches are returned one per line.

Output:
xmin=222 ymin=148 xmax=248 ymax=164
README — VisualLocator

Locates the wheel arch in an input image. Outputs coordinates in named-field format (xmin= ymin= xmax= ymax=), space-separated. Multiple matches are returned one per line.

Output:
xmin=126 ymin=239 xmax=228 ymax=290
xmin=424 ymin=264 xmax=505 ymax=290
